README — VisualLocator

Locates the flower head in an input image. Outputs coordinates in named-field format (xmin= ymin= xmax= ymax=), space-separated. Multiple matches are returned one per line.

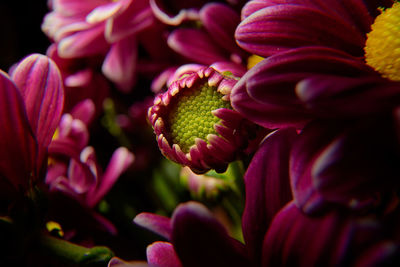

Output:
xmin=229 ymin=0 xmax=400 ymax=214
xmin=148 ymin=67 xmax=261 ymax=173
xmin=42 ymin=0 xmax=162 ymax=92
xmin=47 ymin=100 xmax=134 ymax=208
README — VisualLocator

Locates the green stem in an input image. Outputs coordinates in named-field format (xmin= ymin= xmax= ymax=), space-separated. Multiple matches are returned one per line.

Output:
xmin=39 ymin=234 xmax=114 ymax=266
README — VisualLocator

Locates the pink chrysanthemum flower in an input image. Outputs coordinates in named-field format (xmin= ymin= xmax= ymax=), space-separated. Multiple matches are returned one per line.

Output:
xmin=42 ymin=0 xmax=156 ymax=92
xmin=148 ymin=67 xmax=262 ymax=173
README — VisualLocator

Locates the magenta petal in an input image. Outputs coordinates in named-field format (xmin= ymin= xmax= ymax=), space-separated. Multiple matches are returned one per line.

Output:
xmin=262 ymin=202 xmax=350 ymax=266
xmin=290 ymin=120 xmax=343 ymax=214
xmin=102 ymin=36 xmax=137 ymax=92
xmin=311 ymin=116 xmax=400 ymax=205
xmin=231 ymin=64 xmax=311 ymax=129
xmin=296 ymin=75 xmax=400 ymax=117
xmin=134 ymin=213 xmax=172 ymax=240
xmin=68 ymin=158 xmax=96 ymax=194
xmin=146 ymin=241 xmax=182 ymax=267
xmin=171 ymin=201 xmax=249 ymax=267
xmin=87 ymin=147 xmax=134 ymax=207
xmin=58 ymin=23 xmax=109 ymax=58
xmin=209 ymin=61 xmax=247 ymax=77
xmin=241 ymin=0 xmax=373 ymax=34
xmin=200 ymin=3 xmax=243 ymax=56
xmin=167 ymin=28 xmax=227 ymax=65
xmin=53 ymin=0 xmax=110 ymax=16
xmin=106 ymin=1 xmax=154 ymax=43
xmin=230 ymin=47 xmax=375 ymax=129
xmin=11 ymin=54 xmax=64 ymax=157
xmin=70 ymin=99 xmax=95 ymax=125
xmin=0 ymin=71 xmax=37 ymax=190
xmin=235 ymin=3 xmax=369 ymax=57
xmin=242 ymin=128 xmax=297 ymax=264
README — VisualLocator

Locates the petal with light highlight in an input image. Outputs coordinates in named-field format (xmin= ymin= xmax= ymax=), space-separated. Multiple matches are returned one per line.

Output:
xmin=147 ymin=242 xmax=182 ymax=267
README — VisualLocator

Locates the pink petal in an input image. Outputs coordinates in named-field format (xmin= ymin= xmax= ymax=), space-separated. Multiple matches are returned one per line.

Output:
xmin=167 ymin=28 xmax=227 ymax=65
xmin=134 ymin=213 xmax=172 ymax=240
xmin=105 ymin=0 xmax=153 ymax=43
xmin=242 ymin=128 xmax=297 ymax=264
xmin=200 ymin=3 xmax=244 ymax=56
xmin=86 ymin=147 xmax=134 ymax=207
xmin=147 ymin=242 xmax=182 ymax=267
xmin=102 ymin=36 xmax=137 ymax=92
xmin=11 ymin=54 xmax=64 ymax=160
xmin=70 ymin=99 xmax=96 ymax=125
xmin=58 ymin=23 xmax=109 ymax=58
xmin=53 ymin=0 xmax=110 ymax=16
xmin=86 ymin=1 xmax=127 ymax=24
xmin=171 ymin=201 xmax=249 ymax=266
xmin=68 ymin=158 xmax=96 ymax=194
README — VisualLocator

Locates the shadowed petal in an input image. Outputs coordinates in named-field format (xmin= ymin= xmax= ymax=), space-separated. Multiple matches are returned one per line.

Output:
xmin=0 ymin=71 xmax=37 ymax=190
xmin=312 ymin=116 xmax=400 ymax=206
xmin=230 ymin=47 xmax=375 ymax=129
xmin=147 ymin=241 xmax=182 ymax=267
xmin=261 ymin=202 xmax=350 ymax=266
xmin=242 ymin=128 xmax=297 ymax=264
xmin=171 ymin=201 xmax=249 ymax=267
xmin=11 ymin=54 xmax=64 ymax=170
xmin=87 ymin=147 xmax=134 ymax=207
xmin=296 ymin=75 xmax=400 ymax=117
xmin=200 ymin=3 xmax=243 ymax=56
xmin=168 ymin=28 xmax=227 ymax=65
xmin=262 ymin=201 xmax=400 ymax=266
xmin=134 ymin=213 xmax=172 ymax=240
xmin=290 ymin=120 xmax=342 ymax=214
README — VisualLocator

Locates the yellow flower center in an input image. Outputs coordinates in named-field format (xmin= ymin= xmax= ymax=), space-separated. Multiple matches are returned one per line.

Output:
xmin=247 ymin=55 xmax=264 ymax=69
xmin=168 ymin=83 xmax=231 ymax=153
xmin=365 ymin=3 xmax=400 ymax=81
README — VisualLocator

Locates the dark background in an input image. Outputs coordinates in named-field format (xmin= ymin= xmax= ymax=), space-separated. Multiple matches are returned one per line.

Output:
xmin=0 ymin=1 xmax=50 ymax=70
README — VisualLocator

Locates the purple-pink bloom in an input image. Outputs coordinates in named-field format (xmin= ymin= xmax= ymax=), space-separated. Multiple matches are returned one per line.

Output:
xmin=231 ymin=0 xmax=398 ymax=129
xmin=148 ymin=66 xmax=263 ymax=173
xmin=0 ymin=54 xmax=64 ymax=197
xmin=42 ymin=0 xmax=158 ymax=92
xmin=229 ymin=0 xmax=400 ymax=214
xmin=46 ymin=99 xmax=134 ymax=208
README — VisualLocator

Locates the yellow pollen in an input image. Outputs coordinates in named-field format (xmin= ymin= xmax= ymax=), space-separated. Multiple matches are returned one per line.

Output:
xmin=247 ymin=55 xmax=264 ymax=69
xmin=365 ymin=2 xmax=400 ymax=81
xmin=46 ymin=221 xmax=64 ymax=237
xmin=167 ymin=83 xmax=231 ymax=153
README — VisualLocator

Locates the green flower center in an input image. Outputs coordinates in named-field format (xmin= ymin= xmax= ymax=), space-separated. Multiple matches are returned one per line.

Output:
xmin=168 ymin=83 xmax=231 ymax=153
xmin=365 ymin=2 xmax=400 ymax=81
